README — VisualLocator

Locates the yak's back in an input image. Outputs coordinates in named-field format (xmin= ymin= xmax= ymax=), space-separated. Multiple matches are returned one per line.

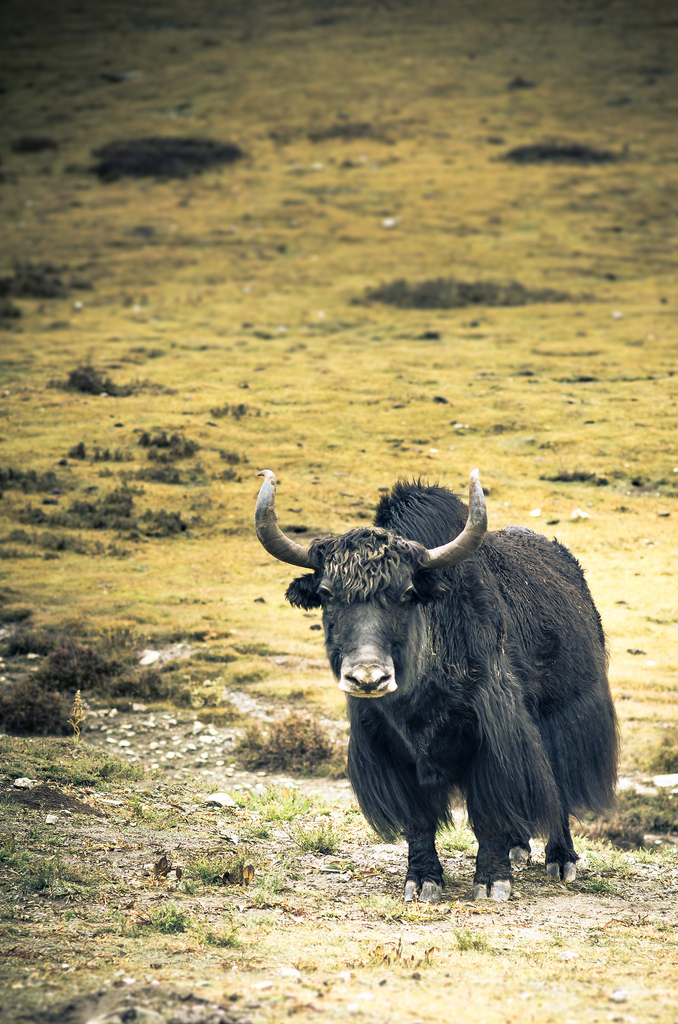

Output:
xmin=374 ymin=481 xmax=468 ymax=548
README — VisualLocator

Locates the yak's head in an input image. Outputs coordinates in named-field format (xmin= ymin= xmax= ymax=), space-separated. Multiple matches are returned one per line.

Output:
xmin=254 ymin=470 xmax=487 ymax=698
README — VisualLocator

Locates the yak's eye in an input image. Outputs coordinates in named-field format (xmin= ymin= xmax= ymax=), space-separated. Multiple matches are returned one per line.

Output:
xmin=400 ymin=584 xmax=416 ymax=603
xmin=318 ymin=583 xmax=334 ymax=601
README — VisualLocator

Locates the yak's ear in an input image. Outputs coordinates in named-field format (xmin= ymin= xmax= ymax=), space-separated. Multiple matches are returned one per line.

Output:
xmin=286 ymin=573 xmax=322 ymax=610
xmin=412 ymin=569 xmax=448 ymax=605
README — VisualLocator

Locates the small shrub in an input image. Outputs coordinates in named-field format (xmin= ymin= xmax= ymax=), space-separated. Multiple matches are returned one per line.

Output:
xmin=243 ymin=785 xmax=312 ymax=822
xmin=502 ymin=141 xmax=619 ymax=164
xmin=359 ymin=276 xmax=569 ymax=309
xmin=454 ymin=928 xmax=488 ymax=952
xmin=0 ymin=259 xmax=67 ymax=299
xmin=64 ymin=364 xmax=133 ymax=397
xmin=0 ymin=678 xmax=71 ymax=735
xmin=148 ymin=902 xmax=192 ymax=934
xmin=650 ymin=727 xmax=678 ymax=774
xmin=0 ymin=605 xmax=33 ymax=623
xmin=37 ymin=638 xmax=125 ymax=692
xmin=0 ymin=297 xmax=21 ymax=319
xmin=11 ymin=136 xmax=58 ymax=153
xmin=236 ymin=712 xmax=336 ymax=773
xmin=199 ymin=922 xmax=241 ymax=948
xmin=0 ymin=467 xmax=62 ymax=493
xmin=138 ymin=431 xmax=199 ymax=462
xmin=209 ymin=403 xmax=256 ymax=420
xmin=308 ymin=121 xmax=389 ymax=143
xmin=2 ymin=627 xmax=59 ymax=656
xmin=20 ymin=854 xmax=95 ymax=896
xmin=136 ymin=466 xmax=183 ymax=484
xmin=289 ymin=821 xmax=340 ymax=854
xmin=90 ymin=137 xmax=245 ymax=181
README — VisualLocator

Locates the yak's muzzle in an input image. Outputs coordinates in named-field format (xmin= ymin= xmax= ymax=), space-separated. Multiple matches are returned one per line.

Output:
xmin=338 ymin=659 xmax=397 ymax=698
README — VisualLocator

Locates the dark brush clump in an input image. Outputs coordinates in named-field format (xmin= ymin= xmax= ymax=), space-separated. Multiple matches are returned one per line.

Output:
xmin=502 ymin=142 xmax=620 ymax=164
xmin=0 ymin=678 xmax=71 ymax=735
xmin=64 ymin=364 xmax=134 ymax=397
xmin=138 ymin=431 xmax=200 ymax=461
xmin=540 ymin=470 xmax=609 ymax=486
xmin=0 ymin=260 xmax=68 ymax=299
xmin=0 ymin=297 xmax=21 ymax=319
xmin=209 ymin=403 xmax=253 ymax=420
xmin=308 ymin=121 xmax=390 ymax=143
xmin=18 ymin=485 xmax=188 ymax=539
xmin=0 ymin=467 xmax=62 ymax=493
xmin=359 ymin=276 xmax=569 ymax=309
xmin=236 ymin=711 xmax=339 ymax=774
xmin=90 ymin=137 xmax=245 ymax=181
xmin=11 ymin=135 xmax=58 ymax=153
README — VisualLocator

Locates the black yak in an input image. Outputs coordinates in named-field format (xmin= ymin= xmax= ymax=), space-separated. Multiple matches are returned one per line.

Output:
xmin=254 ymin=469 xmax=618 ymax=902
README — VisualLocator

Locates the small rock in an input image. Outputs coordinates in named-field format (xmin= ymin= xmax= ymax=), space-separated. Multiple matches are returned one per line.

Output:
xmin=609 ymin=989 xmax=629 ymax=1003
xmin=13 ymin=778 xmax=36 ymax=789
xmin=653 ymin=774 xmax=678 ymax=788
xmin=279 ymin=967 xmax=302 ymax=980
xmin=529 ymin=508 xmax=541 ymax=517
xmin=570 ymin=508 xmax=591 ymax=521
xmin=139 ymin=650 xmax=160 ymax=666
xmin=45 ymin=814 xmax=59 ymax=825
xmin=204 ymin=792 xmax=237 ymax=808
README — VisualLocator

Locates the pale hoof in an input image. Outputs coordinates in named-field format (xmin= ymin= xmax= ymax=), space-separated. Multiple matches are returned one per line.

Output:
xmin=404 ymin=880 xmax=417 ymax=902
xmin=563 ymin=862 xmax=577 ymax=882
xmin=509 ymin=845 xmax=529 ymax=865
xmin=490 ymin=879 xmax=512 ymax=902
xmin=546 ymin=862 xmax=561 ymax=879
xmin=472 ymin=883 xmax=489 ymax=900
xmin=420 ymin=881 xmax=442 ymax=903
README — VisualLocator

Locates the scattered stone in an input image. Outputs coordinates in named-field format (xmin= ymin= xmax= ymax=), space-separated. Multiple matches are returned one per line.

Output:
xmin=570 ymin=508 xmax=591 ymax=521
xmin=204 ymin=792 xmax=237 ymax=808
xmin=609 ymin=989 xmax=629 ymax=1003
xmin=13 ymin=777 xmax=37 ymax=789
xmin=653 ymin=774 xmax=678 ymax=788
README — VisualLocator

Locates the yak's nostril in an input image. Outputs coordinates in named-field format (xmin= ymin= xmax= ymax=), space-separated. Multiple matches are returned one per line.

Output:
xmin=344 ymin=664 xmax=393 ymax=691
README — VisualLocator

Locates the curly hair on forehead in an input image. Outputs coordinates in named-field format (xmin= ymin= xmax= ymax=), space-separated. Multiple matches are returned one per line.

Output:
xmin=310 ymin=527 xmax=423 ymax=603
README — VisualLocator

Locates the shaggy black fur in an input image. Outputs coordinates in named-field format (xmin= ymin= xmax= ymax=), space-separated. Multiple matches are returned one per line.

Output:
xmin=286 ymin=481 xmax=618 ymax=900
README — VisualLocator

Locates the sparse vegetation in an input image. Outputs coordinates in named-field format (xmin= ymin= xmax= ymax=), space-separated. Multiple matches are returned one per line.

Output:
xmin=359 ymin=276 xmax=569 ymax=309
xmin=236 ymin=712 xmax=340 ymax=774
xmin=90 ymin=137 xmax=245 ymax=181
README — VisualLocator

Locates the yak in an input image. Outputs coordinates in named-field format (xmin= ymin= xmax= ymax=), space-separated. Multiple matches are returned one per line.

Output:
xmin=254 ymin=468 xmax=618 ymax=902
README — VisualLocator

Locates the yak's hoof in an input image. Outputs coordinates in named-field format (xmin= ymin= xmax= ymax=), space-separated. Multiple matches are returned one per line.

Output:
xmin=509 ymin=846 xmax=530 ymax=865
xmin=563 ymin=861 xmax=576 ymax=882
xmin=546 ymin=861 xmax=577 ymax=882
xmin=490 ymin=879 xmax=512 ymax=901
xmin=473 ymin=880 xmax=512 ymax=901
xmin=419 ymin=881 xmax=442 ymax=903
xmin=404 ymin=880 xmax=417 ymax=902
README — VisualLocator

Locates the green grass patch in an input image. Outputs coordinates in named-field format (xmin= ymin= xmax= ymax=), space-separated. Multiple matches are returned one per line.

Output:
xmin=0 ymin=736 xmax=144 ymax=787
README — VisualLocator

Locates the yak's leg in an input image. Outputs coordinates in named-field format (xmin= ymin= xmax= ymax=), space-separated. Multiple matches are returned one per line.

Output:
xmin=473 ymin=830 xmax=513 ymax=901
xmin=545 ymin=813 xmax=578 ymax=882
xmin=404 ymin=828 xmax=443 ymax=903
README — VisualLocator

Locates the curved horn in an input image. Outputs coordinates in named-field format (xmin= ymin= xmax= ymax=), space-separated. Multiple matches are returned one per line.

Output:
xmin=255 ymin=470 xmax=317 ymax=569
xmin=421 ymin=469 xmax=487 ymax=569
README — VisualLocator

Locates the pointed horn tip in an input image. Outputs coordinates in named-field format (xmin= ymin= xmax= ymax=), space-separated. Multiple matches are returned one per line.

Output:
xmin=257 ymin=469 xmax=276 ymax=483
